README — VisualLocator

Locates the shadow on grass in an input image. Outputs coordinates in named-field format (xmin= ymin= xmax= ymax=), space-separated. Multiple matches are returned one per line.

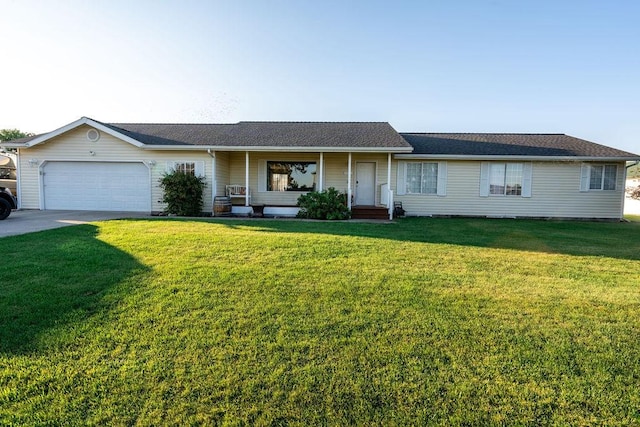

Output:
xmin=159 ymin=216 xmax=640 ymax=261
xmin=0 ymin=225 xmax=148 ymax=355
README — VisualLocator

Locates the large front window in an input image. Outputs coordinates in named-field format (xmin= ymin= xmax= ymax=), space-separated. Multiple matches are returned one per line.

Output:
xmin=267 ymin=161 xmax=317 ymax=191
xmin=489 ymin=163 xmax=523 ymax=196
xmin=406 ymin=162 xmax=438 ymax=194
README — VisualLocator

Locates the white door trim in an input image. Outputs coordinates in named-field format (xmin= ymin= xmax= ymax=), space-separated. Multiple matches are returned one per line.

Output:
xmin=355 ymin=161 xmax=377 ymax=205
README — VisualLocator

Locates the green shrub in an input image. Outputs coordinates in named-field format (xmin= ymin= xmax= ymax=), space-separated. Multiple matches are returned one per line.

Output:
xmin=297 ymin=187 xmax=351 ymax=220
xmin=159 ymin=171 xmax=206 ymax=216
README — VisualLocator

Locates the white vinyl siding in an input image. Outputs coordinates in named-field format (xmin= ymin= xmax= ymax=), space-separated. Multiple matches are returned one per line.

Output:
xmin=395 ymin=160 xmax=626 ymax=219
xmin=16 ymin=125 xmax=213 ymax=212
xmin=214 ymin=151 xmax=230 ymax=198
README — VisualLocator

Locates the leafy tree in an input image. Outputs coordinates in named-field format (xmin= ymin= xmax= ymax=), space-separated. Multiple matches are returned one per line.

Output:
xmin=627 ymin=163 xmax=640 ymax=200
xmin=0 ymin=129 xmax=34 ymax=142
xmin=159 ymin=171 xmax=207 ymax=216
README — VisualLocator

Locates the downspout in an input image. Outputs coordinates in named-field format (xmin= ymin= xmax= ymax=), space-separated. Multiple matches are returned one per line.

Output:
xmin=145 ymin=160 xmax=155 ymax=213
xmin=15 ymin=149 xmax=22 ymax=209
xmin=38 ymin=161 xmax=45 ymax=210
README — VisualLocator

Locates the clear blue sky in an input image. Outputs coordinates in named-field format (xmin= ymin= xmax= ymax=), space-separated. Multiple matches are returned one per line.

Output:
xmin=1 ymin=0 xmax=638 ymax=153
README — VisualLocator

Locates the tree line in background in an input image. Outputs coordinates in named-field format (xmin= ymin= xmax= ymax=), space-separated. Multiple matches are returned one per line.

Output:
xmin=628 ymin=163 xmax=640 ymax=200
xmin=0 ymin=129 xmax=34 ymax=142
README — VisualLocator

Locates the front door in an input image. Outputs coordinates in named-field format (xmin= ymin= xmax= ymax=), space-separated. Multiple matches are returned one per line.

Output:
xmin=355 ymin=162 xmax=376 ymax=205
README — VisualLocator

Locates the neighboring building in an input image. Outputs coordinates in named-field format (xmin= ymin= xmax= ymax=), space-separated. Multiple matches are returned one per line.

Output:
xmin=0 ymin=154 xmax=17 ymax=195
xmin=2 ymin=117 xmax=639 ymax=220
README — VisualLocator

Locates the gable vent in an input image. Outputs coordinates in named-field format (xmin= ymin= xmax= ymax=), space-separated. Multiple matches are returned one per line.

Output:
xmin=87 ymin=129 xmax=100 ymax=142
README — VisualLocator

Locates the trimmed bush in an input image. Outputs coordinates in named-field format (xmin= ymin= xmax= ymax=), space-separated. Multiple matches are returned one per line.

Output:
xmin=159 ymin=171 xmax=206 ymax=216
xmin=297 ymin=187 xmax=351 ymax=220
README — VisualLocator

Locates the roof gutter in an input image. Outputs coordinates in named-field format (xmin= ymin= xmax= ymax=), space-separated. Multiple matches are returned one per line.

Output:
xmin=394 ymin=154 xmax=640 ymax=162
xmin=1 ymin=141 xmax=28 ymax=149
xmin=139 ymin=145 xmax=414 ymax=153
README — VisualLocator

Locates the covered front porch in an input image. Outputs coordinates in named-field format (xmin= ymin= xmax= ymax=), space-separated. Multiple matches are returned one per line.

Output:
xmin=209 ymin=150 xmax=397 ymax=219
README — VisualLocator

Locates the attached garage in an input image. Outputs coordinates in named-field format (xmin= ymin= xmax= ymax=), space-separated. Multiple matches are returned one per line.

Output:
xmin=42 ymin=161 xmax=151 ymax=212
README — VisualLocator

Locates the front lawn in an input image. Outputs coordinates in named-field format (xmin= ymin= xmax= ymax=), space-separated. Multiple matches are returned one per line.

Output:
xmin=1 ymin=218 xmax=639 ymax=425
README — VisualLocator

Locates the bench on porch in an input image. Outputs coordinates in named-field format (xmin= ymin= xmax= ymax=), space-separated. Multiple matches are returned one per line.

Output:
xmin=225 ymin=184 xmax=251 ymax=204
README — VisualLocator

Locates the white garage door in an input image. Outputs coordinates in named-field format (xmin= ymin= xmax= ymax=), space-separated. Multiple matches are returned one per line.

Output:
xmin=43 ymin=161 xmax=151 ymax=211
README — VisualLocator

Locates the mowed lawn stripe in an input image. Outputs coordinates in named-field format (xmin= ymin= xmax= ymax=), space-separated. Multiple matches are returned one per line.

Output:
xmin=1 ymin=218 xmax=639 ymax=425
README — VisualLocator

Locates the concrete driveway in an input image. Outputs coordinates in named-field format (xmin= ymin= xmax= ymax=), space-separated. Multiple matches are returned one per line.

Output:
xmin=626 ymin=196 xmax=640 ymax=216
xmin=0 ymin=210 xmax=149 ymax=238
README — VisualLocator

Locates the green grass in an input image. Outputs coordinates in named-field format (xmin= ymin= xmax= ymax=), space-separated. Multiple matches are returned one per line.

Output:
xmin=627 ymin=214 xmax=640 ymax=222
xmin=1 ymin=218 xmax=639 ymax=425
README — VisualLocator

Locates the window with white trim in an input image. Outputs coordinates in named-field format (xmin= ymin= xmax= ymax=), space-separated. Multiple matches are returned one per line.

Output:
xmin=166 ymin=161 xmax=205 ymax=177
xmin=175 ymin=162 xmax=196 ymax=175
xmin=480 ymin=162 xmax=532 ymax=198
xmin=406 ymin=162 xmax=438 ymax=194
xmin=396 ymin=161 xmax=447 ymax=196
xmin=489 ymin=163 xmax=523 ymax=196
xmin=589 ymin=164 xmax=617 ymax=190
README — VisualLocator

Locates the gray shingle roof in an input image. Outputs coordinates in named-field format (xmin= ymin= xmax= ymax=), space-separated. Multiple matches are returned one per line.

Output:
xmin=104 ymin=121 xmax=413 ymax=149
xmin=400 ymin=133 xmax=639 ymax=158
xmin=5 ymin=117 xmax=637 ymax=160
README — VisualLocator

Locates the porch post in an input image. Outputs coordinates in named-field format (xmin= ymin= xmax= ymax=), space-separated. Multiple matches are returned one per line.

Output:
xmin=318 ymin=152 xmax=324 ymax=192
xmin=245 ymin=151 xmax=250 ymax=207
xmin=387 ymin=152 xmax=393 ymax=220
xmin=212 ymin=152 xmax=217 ymax=199
xmin=347 ymin=152 xmax=352 ymax=209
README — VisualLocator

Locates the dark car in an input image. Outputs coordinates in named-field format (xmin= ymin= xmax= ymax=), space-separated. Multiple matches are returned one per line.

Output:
xmin=0 ymin=187 xmax=17 ymax=220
